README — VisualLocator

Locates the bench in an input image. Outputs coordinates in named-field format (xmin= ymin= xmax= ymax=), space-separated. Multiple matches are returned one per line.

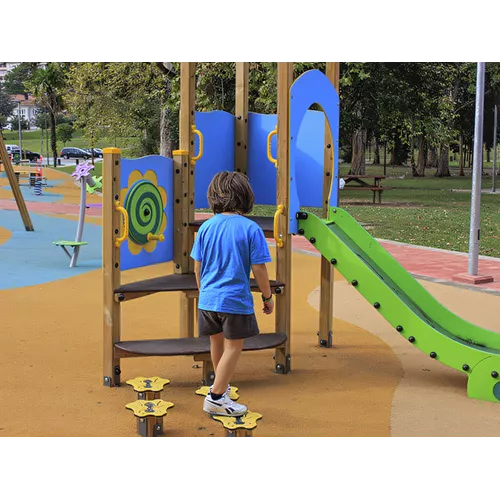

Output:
xmin=342 ymin=175 xmax=388 ymax=204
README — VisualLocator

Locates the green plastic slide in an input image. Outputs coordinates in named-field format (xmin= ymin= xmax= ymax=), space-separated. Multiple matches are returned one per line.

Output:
xmin=298 ymin=208 xmax=500 ymax=403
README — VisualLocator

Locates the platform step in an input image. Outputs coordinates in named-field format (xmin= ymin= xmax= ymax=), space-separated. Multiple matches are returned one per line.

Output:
xmin=53 ymin=240 xmax=88 ymax=247
xmin=115 ymin=274 xmax=284 ymax=296
xmin=115 ymin=333 xmax=287 ymax=358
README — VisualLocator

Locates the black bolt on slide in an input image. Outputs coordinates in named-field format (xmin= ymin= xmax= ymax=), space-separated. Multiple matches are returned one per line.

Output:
xmin=396 ymin=325 xmax=403 ymax=332
xmin=492 ymin=371 xmax=499 ymax=378
xmin=408 ymin=336 xmax=415 ymax=343
xmin=118 ymin=294 xmax=125 ymax=302
xmin=298 ymin=229 xmax=305 ymax=235
xmin=373 ymin=302 xmax=380 ymax=309
xmin=310 ymin=237 xmax=316 ymax=244
xmin=430 ymin=352 xmax=437 ymax=359
xmin=351 ymin=280 xmax=358 ymax=286
xmin=296 ymin=212 xmax=308 ymax=220
xmin=330 ymin=258 xmax=337 ymax=265
xmin=462 ymin=364 xmax=470 ymax=371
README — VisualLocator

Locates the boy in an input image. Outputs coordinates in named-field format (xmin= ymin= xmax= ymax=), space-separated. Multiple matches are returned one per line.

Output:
xmin=191 ymin=171 xmax=274 ymax=417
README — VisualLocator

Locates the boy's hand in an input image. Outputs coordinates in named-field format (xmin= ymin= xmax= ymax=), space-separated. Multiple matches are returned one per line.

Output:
xmin=263 ymin=297 xmax=274 ymax=315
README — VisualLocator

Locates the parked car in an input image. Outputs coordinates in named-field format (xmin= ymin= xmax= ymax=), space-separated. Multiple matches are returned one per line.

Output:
xmin=12 ymin=149 xmax=41 ymax=162
xmin=5 ymin=144 xmax=19 ymax=154
xmin=60 ymin=147 xmax=91 ymax=160
xmin=83 ymin=148 xmax=103 ymax=158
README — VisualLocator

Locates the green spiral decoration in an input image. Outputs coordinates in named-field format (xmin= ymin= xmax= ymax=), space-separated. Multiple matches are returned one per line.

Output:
xmin=124 ymin=180 xmax=164 ymax=245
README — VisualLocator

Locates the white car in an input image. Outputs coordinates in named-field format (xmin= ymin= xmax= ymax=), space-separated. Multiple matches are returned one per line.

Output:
xmin=5 ymin=144 xmax=19 ymax=154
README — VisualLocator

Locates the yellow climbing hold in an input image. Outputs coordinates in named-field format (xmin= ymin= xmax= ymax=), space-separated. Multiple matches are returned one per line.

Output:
xmin=212 ymin=411 xmax=262 ymax=430
xmin=195 ymin=386 xmax=239 ymax=401
xmin=125 ymin=399 xmax=174 ymax=418
xmin=126 ymin=376 xmax=171 ymax=392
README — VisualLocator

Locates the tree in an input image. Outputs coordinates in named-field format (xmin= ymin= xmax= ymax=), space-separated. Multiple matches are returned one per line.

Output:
xmin=0 ymin=84 xmax=15 ymax=129
xmin=27 ymin=63 xmax=69 ymax=166
xmin=9 ymin=115 xmax=29 ymax=131
xmin=57 ymin=123 xmax=73 ymax=145
xmin=3 ymin=63 xmax=39 ymax=94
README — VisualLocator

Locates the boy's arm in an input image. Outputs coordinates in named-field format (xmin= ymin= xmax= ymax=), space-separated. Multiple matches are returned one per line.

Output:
xmin=251 ymin=263 xmax=272 ymax=298
xmin=194 ymin=260 xmax=201 ymax=289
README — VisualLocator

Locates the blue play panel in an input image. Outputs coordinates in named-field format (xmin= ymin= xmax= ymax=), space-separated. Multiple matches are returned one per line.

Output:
xmin=0 ymin=211 xmax=102 ymax=290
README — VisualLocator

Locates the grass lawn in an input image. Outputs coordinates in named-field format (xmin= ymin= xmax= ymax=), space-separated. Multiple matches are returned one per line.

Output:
xmin=53 ymin=159 xmax=500 ymax=258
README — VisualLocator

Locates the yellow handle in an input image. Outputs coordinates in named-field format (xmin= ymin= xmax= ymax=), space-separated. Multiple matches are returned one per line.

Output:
xmin=192 ymin=125 xmax=204 ymax=162
xmin=267 ymin=127 xmax=278 ymax=167
xmin=147 ymin=233 xmax=165 ymax=242
xmin=114 ymin=202 xmax=129 ymax=248
xmin=273 ymin=204 xmax=284 ymax=248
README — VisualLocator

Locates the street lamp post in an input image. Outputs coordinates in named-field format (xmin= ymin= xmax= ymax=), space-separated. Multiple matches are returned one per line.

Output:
xmin=17 ymin=101 xmax=23 ymax=160
xmin=493 ymin=104 xmax=497 ymax=193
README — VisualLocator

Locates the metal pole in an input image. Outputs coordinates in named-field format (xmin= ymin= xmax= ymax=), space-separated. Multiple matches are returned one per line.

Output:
xmin=45 ymin=109 xmax=49 ymax=166
xmin=18 ymin=102 xmax=22 ymax=160
xmin=468 ymin=62 xmax=485 ymax=276
xmin=493 ymin=104 xmax=497 ymax=193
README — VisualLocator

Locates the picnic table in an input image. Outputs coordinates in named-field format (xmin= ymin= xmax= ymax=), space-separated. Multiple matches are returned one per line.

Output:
xmin=342 ymin=175 xmax=387 ymax=204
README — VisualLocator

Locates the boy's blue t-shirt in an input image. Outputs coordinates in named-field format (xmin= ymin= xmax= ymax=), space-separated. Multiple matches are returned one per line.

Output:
xmin=190 ymin=214 xmax=271 ymax=315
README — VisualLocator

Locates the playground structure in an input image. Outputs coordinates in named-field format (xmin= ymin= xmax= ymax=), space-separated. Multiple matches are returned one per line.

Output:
xmin=102 ymin=62 xmax=500 ymax=405
xmin=52 ymin=161 xmax=97 ymax=267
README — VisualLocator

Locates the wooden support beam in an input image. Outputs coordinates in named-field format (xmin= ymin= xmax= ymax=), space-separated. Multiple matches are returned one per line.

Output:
xmin=103 ymin=148 xmax=123 ymax=386
xmin=0 ymin=134 xmax=34 ymax=231
xmin=318 ymin=62 xmax=340 ymax=348
xmin=235 ymin=62 xmax=249 ymax=176
xmin=176 ymin=62 xmax=197 ymax=337
xmin=274 ymin=62 xmax=294 ymax=374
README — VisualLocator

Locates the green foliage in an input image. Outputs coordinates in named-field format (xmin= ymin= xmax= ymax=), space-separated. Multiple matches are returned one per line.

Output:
xmin=56 ymin=122 xmax=73 ymax=145
xmin=0 ymin=83 xmax=15 ymax=127
xmin=3 ymin=63 xmax=39 ymax=94
xmin=9 ymin=115 xmax=29 ymax=130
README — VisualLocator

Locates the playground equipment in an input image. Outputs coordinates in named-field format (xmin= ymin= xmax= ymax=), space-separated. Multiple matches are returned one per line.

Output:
xmin=212 ymin=411 xmax=263 ymax=437
xmin=0 ymin=134 xmax=34 ymax=231
xmin=125 ymin=376 xmax=173 ymax=437
xmin=102 ymin=62 xmax=500 ymax=405
xmin=53 ymin=161 xmax=96 ymax=267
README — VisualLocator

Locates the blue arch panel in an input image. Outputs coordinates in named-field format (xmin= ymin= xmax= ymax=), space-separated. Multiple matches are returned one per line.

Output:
xmin=288 ymin=70 xmax=340 ymax=234
xmin=194 ymin=111 xmax=235 ymax=209
xmin=120 ymin=156 xmax=174 ymax=271
xmin=247 ymin=112 xmax=278 ymax=205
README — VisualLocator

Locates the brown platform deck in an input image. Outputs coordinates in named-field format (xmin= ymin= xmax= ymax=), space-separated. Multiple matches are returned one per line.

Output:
xmin=115 ymin=333 xmax=287 ymax=358
xmin=189 ymin=216 xmax=274 ymax=236
xmin=115 ymin=274 xmax=284 ymax=295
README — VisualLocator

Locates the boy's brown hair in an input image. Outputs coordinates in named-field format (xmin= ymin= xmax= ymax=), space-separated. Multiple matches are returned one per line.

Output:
xmin=207 ymin=171 xmax=254 ymax=215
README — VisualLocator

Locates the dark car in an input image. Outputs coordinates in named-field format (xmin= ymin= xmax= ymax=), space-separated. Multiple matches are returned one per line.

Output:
xmin=12 ymin=149 xmax=41 ymax=162
xmin=83 ymin=148 xmax=103 ymax=158
xmin=60 ymin=147 xmax=91 ymax=160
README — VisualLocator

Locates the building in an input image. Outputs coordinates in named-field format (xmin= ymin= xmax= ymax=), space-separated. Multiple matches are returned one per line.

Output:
xmin=10 ymin=93 xmax=40 ymax=127
xmin=0 ymin=62 xmax=21 ymax=83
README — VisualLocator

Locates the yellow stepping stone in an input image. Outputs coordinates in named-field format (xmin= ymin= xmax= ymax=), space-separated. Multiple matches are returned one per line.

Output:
xmin=126 ymin=376 xmax=171 ymax=393
xmin=195 ymin=385 xmax=239 ymax=400
xmin=125 ymin=399 xmax=174 ymax=437
xmin=211 ymin=411 xmax=262 ymax=437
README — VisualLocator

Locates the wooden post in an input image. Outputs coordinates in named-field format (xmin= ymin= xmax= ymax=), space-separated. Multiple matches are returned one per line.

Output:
xmin=103 ymin=148 xmax=123 ymax=386
xmin=318 ymin=62 xmax=340 ymax=348
xmin=176 ymin=62 xmax=197 ymax=338
xmin=274 ymin=63 xmax=293 ymax=374
xmin=0 ymin=134 xmax=34 ymax=231
xmin=235 ymin=62 xmax=249 ymax=176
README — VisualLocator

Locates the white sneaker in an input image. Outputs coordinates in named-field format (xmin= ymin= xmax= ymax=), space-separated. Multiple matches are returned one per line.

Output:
xmin=203 ymin=392 xmax=247 ymax=417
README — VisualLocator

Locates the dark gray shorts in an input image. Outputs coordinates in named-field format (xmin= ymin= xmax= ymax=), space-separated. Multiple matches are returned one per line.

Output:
xmin=198 ymin=309 xmax=259 ymax=340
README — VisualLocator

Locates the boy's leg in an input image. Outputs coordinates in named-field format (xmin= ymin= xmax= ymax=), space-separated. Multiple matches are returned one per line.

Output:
xmin=211 ymin=338 xmax=244 ymax=395
xmin=209 ymin=332 xmax=225 ymax=373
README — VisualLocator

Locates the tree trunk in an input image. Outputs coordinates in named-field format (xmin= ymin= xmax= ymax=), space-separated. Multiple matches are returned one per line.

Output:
xmin=160 ymin=105 xmax=173 ymax=158
xmin=435 ymin=145 xmax=450 ymax=177
xmin=373 ymin=141 xmax=380 ymax=165
xmin=410 ymin=134 xmax=416 ymax=173
xmin=458 ymin=135 xmax=464 ymax=176
xmin=48 ymin=108 xmax=57 ymax=167
xmin=415 ymin=136 xmax=426 ymax=177
xmin=427 ymin=147 xmax=438 ymax=169
xmin=349 ymin=128 xmax=367 ymax=175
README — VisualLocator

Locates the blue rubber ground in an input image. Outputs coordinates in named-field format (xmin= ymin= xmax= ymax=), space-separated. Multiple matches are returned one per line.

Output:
xmin=1 ymin=179 xmax=65 ymax=203
xmin=0 ymin=210 xmax=102 ymax=290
